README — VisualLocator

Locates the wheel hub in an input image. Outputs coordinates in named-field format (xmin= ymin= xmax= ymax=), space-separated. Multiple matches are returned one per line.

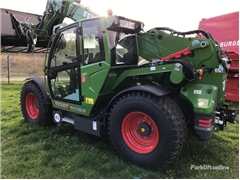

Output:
xmin=137 ymin=122 xmax=151 ymax=137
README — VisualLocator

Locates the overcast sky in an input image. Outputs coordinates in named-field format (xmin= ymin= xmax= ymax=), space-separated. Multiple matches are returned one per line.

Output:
xmin=1 ymin=0 xmax=239 ymax=31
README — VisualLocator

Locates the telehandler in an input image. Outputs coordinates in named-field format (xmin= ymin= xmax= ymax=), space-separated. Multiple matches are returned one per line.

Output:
xmin=3 ymin=0 xmax=236 ymax=170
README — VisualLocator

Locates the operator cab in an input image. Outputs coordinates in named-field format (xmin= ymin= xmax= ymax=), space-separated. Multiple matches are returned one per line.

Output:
xmin=46 ymin=14 xmax=144 ymax=106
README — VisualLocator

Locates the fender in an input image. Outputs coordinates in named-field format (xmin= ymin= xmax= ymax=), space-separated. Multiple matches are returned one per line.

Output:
xmin=119 ymin=85 xmax=171 ymax=97
xmin=105 ymin=85 xmax=170 ymax=119
xmin=25 ymin=76 xmax=50 ymax=103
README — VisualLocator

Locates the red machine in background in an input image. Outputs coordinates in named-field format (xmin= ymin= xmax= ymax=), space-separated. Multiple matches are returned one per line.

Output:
xmin=198 ymin=11 xmax=239 ymax=102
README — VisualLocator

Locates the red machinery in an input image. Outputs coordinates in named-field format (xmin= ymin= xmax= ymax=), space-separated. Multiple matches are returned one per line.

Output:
xmin=198 ymin=12 xmax=239 ymax=102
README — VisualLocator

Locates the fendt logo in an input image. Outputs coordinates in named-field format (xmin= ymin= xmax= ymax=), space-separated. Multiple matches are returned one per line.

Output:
xmin=54 ymin=102 xmax=69 ymax=109
xmin=219 ymin=40 xmax=239 ymax=47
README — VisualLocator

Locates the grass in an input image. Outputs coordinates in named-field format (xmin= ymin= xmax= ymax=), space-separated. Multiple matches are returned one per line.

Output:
xmin=1 ymin=82 xmax=239 ymax=179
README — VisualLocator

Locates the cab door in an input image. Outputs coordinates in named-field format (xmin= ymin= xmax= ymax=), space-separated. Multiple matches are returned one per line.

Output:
xmin=80 ymin=18 xmax=110 ymax=102
xmin=47 ymin=23 xmax=82 ymax=104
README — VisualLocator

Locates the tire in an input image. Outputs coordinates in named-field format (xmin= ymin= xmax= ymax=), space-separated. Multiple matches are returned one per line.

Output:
xmin=108 ymin=92 xmax=187 ymax=170
xmin=20 ymin=81 xmax=53 ymax=126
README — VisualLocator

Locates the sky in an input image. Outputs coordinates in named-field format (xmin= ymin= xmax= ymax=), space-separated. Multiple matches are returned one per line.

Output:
xmin=0 ymin=0 xmax=239 ymax=31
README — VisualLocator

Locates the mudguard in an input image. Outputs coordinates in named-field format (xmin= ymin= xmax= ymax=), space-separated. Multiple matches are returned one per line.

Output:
xmin=105 ymin=85 xmax=170 ymax=115
xmin=119 ymin=85 xmax=170 ymax=97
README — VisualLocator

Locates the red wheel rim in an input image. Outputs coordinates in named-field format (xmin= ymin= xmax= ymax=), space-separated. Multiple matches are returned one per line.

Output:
xmin=25 ymin=93 xmax=39 ymax=119
xmin=121 ymin=112 xmax=159 ymax=154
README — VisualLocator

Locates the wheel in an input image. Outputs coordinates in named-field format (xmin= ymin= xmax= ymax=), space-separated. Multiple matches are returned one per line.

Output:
xmin=20 ymin=81 xmax=53 ymax=126
xmin=108 ymin=92 xmax=187 ymax=170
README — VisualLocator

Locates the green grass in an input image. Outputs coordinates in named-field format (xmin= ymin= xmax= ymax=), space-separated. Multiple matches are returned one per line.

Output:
xmin=1 ymin=82 xmax=239 ymax=179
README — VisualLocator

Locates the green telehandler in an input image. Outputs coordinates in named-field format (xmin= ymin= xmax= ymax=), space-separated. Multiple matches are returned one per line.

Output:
xmin=10 ymin=0 xmax=237 ymax=170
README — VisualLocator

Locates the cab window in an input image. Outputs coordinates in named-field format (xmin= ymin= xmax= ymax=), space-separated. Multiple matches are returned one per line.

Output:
xmin=108 ymin=31 xmax=138 ymax=65
xmin=82 ymin=19 xmax=105 ymax=64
